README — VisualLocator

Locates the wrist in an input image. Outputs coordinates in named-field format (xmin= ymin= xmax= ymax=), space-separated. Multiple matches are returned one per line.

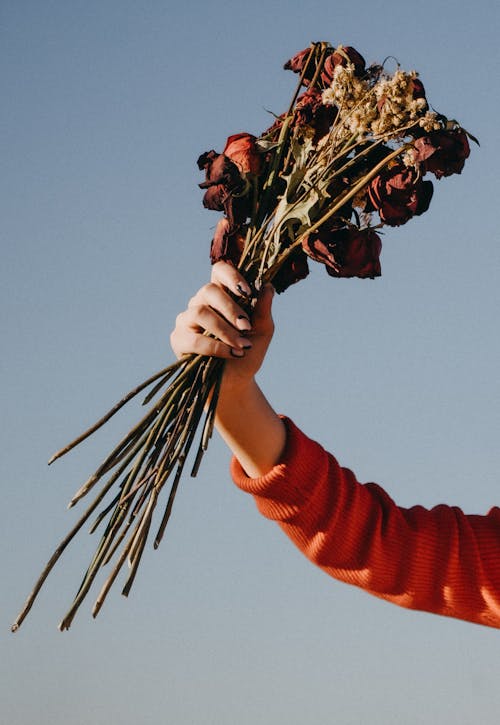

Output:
xmin=215 ymin=378 xmax=286 ymax=478
xmin=219 ymin=374 xmax=257 ymax=402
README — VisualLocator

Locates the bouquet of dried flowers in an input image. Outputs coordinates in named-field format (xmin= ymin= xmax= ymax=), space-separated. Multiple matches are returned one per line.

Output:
xmin=12 ymin=41 xmax=475 ymax=631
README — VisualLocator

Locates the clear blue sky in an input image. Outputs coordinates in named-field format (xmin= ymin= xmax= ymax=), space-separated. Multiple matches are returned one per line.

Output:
xmin=2 ymin=1 xmax=500 ymax=723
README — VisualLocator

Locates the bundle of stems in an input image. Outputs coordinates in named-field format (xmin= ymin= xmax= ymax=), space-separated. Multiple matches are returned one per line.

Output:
xmin=12 ymin=354 xmax=225 ymax=631
xmin=12 ymin=42 xmax=471 ymax=631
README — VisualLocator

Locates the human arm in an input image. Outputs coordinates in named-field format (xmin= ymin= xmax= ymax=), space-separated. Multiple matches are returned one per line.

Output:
xmin=171 ymin=261 xmax=500 ymax=628
xmin=231 ymin=418 xmax=500 ymax=628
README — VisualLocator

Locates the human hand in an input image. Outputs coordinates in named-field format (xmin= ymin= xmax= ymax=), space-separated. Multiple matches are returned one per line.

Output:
xmin=170 ymin=261 xmax=275 ymax=392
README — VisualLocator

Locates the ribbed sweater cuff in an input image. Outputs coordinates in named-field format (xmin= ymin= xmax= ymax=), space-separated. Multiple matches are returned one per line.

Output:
xmin=230 ymin=417 xmax=328 ymax=521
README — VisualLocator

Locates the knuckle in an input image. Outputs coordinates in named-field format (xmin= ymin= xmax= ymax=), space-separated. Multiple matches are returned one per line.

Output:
xmin=214 ymin=340 xmax=230 ymax=358
xmin=174 ymin=310 xmax=191 ymax=331
xmin=211 ymin=260 xmax=229 ymax=280
xmin=205 ymin=282 xmax=219 ymax=295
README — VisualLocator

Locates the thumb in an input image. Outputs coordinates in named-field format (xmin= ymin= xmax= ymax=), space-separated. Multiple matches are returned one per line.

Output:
xmin=251 ymin=284 xmax=275 ymax=335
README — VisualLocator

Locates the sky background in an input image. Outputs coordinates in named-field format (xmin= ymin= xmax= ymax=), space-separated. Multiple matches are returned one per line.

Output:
xmin=2 ymin=1 xmax=500 ymax=723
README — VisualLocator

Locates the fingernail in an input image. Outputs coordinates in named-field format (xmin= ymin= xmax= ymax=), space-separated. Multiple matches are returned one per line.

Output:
xmin=236 ymin=315 xmax=252 ymax=331
xmin=236 ymin=283 xmax=252 ymax=298
xmin=237 ymin=336 xmax=252 ymax=348
xmin=230 ymin=348 xmax=245 ymax=358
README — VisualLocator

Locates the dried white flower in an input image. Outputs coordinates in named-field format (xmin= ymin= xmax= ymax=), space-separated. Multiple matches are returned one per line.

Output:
xmin=371 ymin=70 xmax=428 ymax=139
xmin=402 ymin=147 xmax=418 ymax=168
xmin=418 ymin=111 xmax=441 ymax=132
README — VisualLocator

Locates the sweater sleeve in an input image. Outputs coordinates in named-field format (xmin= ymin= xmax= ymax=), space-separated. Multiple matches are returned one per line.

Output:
xmin=230 ymin=418 xmax=500 ymax=629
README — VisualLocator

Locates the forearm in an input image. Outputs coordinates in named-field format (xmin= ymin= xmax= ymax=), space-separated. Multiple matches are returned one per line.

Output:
xmin=231 ymin=420 xmax=500 ymax=629
xmin=215 ymin=377 xmax=286 ymax=478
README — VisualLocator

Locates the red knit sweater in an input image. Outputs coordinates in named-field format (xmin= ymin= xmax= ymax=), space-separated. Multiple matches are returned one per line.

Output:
xmin=230 ymin=418 xmax=500 ymax=628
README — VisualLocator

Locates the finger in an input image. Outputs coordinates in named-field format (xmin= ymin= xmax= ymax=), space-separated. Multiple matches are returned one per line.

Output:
xmin=189 ymin=283 xmax=252 ymax=332
xmin=170 ymin=327 xmax=247 ymax=360
xmin=179 ymin=306 xmax=252 ymax=351
xmin=211 ymin=261 xmax=252 ymax=298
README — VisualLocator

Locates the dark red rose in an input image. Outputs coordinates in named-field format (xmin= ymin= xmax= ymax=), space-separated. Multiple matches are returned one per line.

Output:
xmin=197 ymin=149 xmax=218 ymax=171
xmin=410 ymin=77 xmax=426 ymax=100
xmin=223 ymin=133 xmax=262 ymax=175
xmin=294 ymin=88 xmax=337 ymax=139
xmin=303 ymin=226 xmax=382 ymax=278
xmin=198 ymin=148 xmax=252 ymax=225
xmin=197 ymin=151 xmax=244 ymax=192
xmin=413 ymin=129 xmax=470 ymax=179
xmin=202 ymin=183 xmax=251 ymax=227
xmin=271 ymin=249 xmax=309 ymax=293
xmin=202 ymin=184 xmax=226 ymax=211
xmin=209 ymin=217 xmax=246 ymax=266
xmin=321 ymin=45 xmax=366 ymax=86
xmin=368 ymin=163 xmax=433 ymax=226
xmin=328 ymin=228 xmax=381 ymax=278
xmin=283 ymin=47 xmax=319 ymax=85
xmin=302 ymin=228 xmax=338 ymax=269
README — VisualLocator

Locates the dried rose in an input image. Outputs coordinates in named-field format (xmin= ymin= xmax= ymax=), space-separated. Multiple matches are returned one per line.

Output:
xmin=203 ymin=191 xmax=250 ymax=231
xmin=283 ymin=47 xmax=323 ymax=85
xmin=223 ymin=133 xmax=262 ymax=175
xmin=410 ymin=77 xmax=426 ymax=100
xmin=302 ymin=228 xmax=338 ymax=269
xmin=303 ymin=226 xmax=382 ymax=278
xmin=413 ymin=129 xmax=470 ymax=179
xmin=209 ymin=218 xmax=246 ymax=266
xmin=202 ymin=184 xmax=226 ymax=212
xmin=198 ymin=148 xmax=252 ymax=226
xmin=329 ymin=228 xmax=382 ymax=278
xmin=321 ymin=45 xmax=366 ymax=86
xmin=368 ymin=163 xmax=433 ymax=226
xmin=272 ymin=249 xmax=309 ymax=293
xmin=197 ymin=149 xmax=218 ymax=172
xmin=294 ymin=88 xmax=337 ymax=139
xmin=197 ymin=151 xmax=244 ymax=192
xmin=328 ymin=228 xmax=382 ymax=278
